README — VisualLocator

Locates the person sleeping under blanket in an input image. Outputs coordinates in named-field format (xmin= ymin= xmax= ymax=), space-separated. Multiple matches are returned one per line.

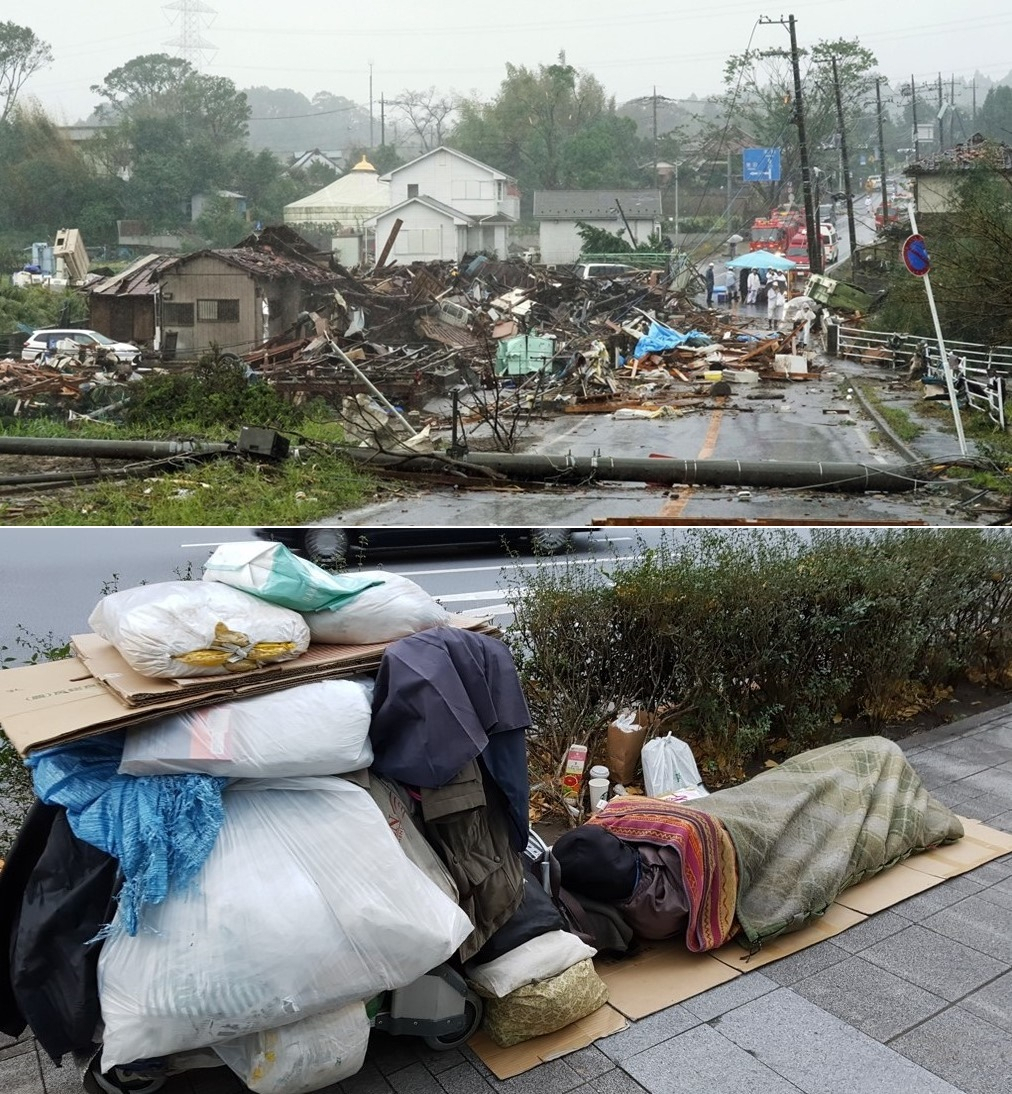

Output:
xmin=553 ymin=736 xmax=964 ymax=953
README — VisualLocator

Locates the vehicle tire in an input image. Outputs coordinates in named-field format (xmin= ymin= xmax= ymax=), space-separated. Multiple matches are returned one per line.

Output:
xmin=529 ymin=527 xmax=572 ymax=555
xmin=217 ymin=352 xmax=242 ymax=366
xmin=302 ymin=527 xmax=348 ymax=569
xmin=421 ymin=990 xmax=483 ymax=1050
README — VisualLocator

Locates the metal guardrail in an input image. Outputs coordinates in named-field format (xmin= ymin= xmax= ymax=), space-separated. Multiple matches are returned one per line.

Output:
xmin=836 ymin=324 xmax=1011 ymax=431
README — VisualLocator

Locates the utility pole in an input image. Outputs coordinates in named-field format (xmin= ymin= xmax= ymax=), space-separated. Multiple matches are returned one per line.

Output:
xmin=937 ymin=72 xmax=943 ymax=151
xmin=827 ymin=55 xmax=858 ymax=272
xmin=761 ymin=14 xmax=820 ymax=274
xmin=911 ymin=75 xmax=920 ymax=162
xmin=726 ymin=153 xmax=732 ymax=228
xmin=875 ymin=77 xmax=889 ymax=227
xmin=950 ymin=74 xmax=956 ymax=148
xmin=972 ymin=79 xmax=977 ymax=128
xmin=652 ymin=86 xmax=659 ymax=190
xmin=369 ymin=62 xmax=374 ymax=148
xmin=380 ymin=93 xmax=385 ymax=148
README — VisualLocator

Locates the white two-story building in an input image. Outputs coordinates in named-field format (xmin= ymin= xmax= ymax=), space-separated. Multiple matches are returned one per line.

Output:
xmin=366 ymin=147 xmax=520 ymax=264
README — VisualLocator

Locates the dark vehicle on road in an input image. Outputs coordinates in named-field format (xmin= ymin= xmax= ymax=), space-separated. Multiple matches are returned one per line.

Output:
xmin=255 ymin=526 xmax=580 ymax=568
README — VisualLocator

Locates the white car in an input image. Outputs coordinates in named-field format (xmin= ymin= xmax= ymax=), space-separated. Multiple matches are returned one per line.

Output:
xmin=21 ymin=328 xmax=141 ymax=365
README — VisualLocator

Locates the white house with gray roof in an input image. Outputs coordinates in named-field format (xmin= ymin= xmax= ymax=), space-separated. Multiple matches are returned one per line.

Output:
xmin=365 ymin=146 xmax=519 ymax=263
xmin=533 ymin=189 xmax=662 ymax=264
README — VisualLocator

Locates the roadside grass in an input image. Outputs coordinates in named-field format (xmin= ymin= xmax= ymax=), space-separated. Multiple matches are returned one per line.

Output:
xmin=854 ymin=382 xmax=923 ymax=443
xmin=0 ymin=364 xmax=385 ymax=522
xmin=916 ymin=400 xmax=1012 ymax=496
xmin=1 ymin=446 xmax=377 ymax=526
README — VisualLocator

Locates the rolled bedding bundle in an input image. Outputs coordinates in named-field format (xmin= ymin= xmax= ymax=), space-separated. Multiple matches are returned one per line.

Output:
xmin=475 ymin=958 xmax=609 ymax=1048
xmin=88 ymin=581 xmax=309 ymax=678
xmin=302 ymin=570 xmax=450 ymax=645
xmin=118 ymin=677 xmax=375 ymax=778
xmin=465 ymin=929 xmax=596 ymax=999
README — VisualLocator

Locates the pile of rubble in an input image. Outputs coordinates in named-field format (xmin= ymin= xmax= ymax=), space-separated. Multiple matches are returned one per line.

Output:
xmin=0 ymin=260 xmax=821 ymax=435
xmin=0 ymin=357 xmax=141 ymax=419
xmin=244 ymin=260 xmax=823 ymax=422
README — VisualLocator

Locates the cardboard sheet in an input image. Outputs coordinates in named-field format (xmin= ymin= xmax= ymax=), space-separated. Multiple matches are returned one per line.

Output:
xmin=1 ymin=618 xmax=494 ymax=755
xmin=595 ymin=938 xmax=740 ymax=1019
xmin=71 ymin=616 xmax=490 ymax=707
xmin=710 ymin=902 xmax=868 ymax=972
xmin=833 ymin=862 xmax=946 ymax=913
xmin=469 ymin=1004 xmax=627 ymax=1079
xmin=901 ymin=825 xmax=1012 ymax=877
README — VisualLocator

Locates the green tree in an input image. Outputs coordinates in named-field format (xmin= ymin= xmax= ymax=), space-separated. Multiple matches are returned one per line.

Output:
xmin=978 ymin=86 xmax=1012 ymax=143
xmin=193 ymin=193 xmax=249 ymax=247
xmin=719 ymin=37 xmax=878 ymax=208
xmin=89 ymin=54 xmax=253 ymax=231
xmin=873 ymin=158 xmax=1012 ymax=345
xmin=452 ymin=53 xmax=647 ymax=209
xmin=0 ymin=21 xmax=52 ymax=124
xmin=0 ymin=105 xmax=112 ymax=237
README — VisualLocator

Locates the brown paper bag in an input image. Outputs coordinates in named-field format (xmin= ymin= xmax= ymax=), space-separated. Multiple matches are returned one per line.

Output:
xmin=607 ymin=715 xmax=649 ymax=784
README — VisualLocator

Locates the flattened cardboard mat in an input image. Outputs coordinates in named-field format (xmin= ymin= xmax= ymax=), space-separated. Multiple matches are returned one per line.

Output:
xmin=469 ymin=817 xmax=1012 ymax=1078
xmin=0 ymin=617 xmax=493 ymax=756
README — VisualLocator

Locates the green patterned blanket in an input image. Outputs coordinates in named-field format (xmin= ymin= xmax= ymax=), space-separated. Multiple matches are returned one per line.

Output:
xmin=689 ymin=736 xmax=963 ymax=949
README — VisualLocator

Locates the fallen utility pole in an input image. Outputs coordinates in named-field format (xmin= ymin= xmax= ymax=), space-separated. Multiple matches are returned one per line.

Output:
xmin=0 ymin=437 xmax=232 ymax=460
xmin=337 ymin=447 xmax=933 ymax=493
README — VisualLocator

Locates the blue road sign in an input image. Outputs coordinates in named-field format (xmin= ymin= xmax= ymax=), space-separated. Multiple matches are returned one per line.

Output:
xmin=742 ymin=147 xmax=781 ymax=182
xmin=902 ymin=234 xmax=930 ymax=277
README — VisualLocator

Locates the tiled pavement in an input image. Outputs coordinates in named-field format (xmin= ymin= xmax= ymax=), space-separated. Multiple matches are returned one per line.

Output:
xmin=3 ymin=703 xmax=1011 ymax=1094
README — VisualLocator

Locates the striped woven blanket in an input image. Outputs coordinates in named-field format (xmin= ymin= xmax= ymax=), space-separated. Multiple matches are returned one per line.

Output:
xmin=588 ymin=798 xmax=739 ymax=951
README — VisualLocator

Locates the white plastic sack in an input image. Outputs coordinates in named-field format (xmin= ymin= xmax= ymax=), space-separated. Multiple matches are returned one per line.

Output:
xmin=202 ymin=541 xmax=382 ymax=613
xmin=641 ymin=733 xmax=704 ymax=797
xmin=214 ymin=1002 xmax=370 ymax=1094
xmin=302 ymin=570 xmax=450 ymax=646
xmin=118 ymin=678 xmax=374 ymax=778
xmin=466 ymin=930 xmax=597 ymax=999
xmin=98 ymin=777 xmax=473 ymax=1069
xmin=88 ymin=581 xmax=310 ymax=679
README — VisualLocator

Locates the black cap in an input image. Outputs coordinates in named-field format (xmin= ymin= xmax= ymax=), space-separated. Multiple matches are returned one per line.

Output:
xmin=553 ymin=826 xmax=639 ymax=902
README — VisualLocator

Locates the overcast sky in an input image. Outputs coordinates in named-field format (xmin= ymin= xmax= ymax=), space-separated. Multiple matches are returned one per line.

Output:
xmin=24 ymin=0 xmax=1012 ymax=127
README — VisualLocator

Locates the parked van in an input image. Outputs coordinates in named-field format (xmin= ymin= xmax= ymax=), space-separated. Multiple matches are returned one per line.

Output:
xmin=819 ymin=222 xmax=839 ymax=265
xmin=571 ymin=262 xmax=637 ymax=280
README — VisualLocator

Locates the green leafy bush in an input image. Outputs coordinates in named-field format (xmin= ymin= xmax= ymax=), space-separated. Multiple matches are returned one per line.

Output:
xmin=510 ymin=529 xmax=1012 ymax=802
xmin=125 ymin=358 xmax=305 ymax=432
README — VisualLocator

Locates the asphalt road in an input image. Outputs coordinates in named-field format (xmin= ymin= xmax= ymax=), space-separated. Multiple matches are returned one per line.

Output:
xmin=0 ymin=526 xmax=671 ymax=663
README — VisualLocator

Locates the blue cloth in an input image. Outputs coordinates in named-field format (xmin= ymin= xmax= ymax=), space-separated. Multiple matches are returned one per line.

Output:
xmin=25 ymin=735 xmax=227 ymax=935
xmin=633 ymin=321 xmax=711 ymax=359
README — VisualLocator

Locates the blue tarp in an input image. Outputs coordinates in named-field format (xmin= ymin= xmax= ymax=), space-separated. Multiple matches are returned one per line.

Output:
xmin=26 ymin=734 xmax=227 ymax=935
xmin=633 ymin=321 xmax=712 ymax=359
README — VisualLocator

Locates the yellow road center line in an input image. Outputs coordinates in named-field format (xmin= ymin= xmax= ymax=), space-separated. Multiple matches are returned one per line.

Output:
xmin=658 ymin=397 xmax=726 ymax=517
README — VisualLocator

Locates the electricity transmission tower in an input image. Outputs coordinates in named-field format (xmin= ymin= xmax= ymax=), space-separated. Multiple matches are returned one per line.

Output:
xmin=163 ymin=0 xmax=218 ymax=69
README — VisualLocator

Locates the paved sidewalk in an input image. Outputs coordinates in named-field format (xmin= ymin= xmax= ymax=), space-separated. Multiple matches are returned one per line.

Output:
xmin=3 ymin=704 xmax=1011 ymax=1094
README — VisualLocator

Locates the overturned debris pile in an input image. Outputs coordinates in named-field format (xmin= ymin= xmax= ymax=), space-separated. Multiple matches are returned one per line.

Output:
xmin=239 ymin=259 xmax=825 ymax=422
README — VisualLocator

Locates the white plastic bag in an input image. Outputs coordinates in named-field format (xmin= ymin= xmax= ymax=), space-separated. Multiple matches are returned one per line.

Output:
xmin=641 ymin=733 xmax=704 ymax=797
xmin=465 ymin=930 xmax=597 ymax=999
xmin=302 ymin=571 xmax=450 ymax=645
xmin=118 ymin=678 xmax=374 ymax=778
xmin=202 ymin=541 xmax=381 ymax=613
xmin=88 ymin=581 xmax=309 ymax=679
xmin=98 ymin=777 xmax=473 ymax=1068
xmin=214 ymin=1002 xmax=370 ymax=1094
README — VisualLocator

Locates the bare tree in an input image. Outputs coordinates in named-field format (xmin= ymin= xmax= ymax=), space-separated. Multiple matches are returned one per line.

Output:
xmin=0 ymin=21 xmax=53 ymax=124
xmin=394 ymin=87 xmax=458 ymax=152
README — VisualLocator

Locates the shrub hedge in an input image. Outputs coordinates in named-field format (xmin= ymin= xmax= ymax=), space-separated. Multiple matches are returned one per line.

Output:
xmin=507 ymin=529 xmax=1012 ymax=805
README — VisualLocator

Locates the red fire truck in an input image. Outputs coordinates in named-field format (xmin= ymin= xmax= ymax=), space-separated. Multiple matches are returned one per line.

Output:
xmin=749 ymin=208 xmax=804 ymax=255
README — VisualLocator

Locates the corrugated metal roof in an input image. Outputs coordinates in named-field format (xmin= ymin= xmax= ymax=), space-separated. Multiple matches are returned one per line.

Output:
xmin=533 ymin=189 xmax=662 ymax=219
xmin=88 ymin=254 xmax=176 ymax=297
xmin=160 ymin=247 xmax=338 ymax=285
